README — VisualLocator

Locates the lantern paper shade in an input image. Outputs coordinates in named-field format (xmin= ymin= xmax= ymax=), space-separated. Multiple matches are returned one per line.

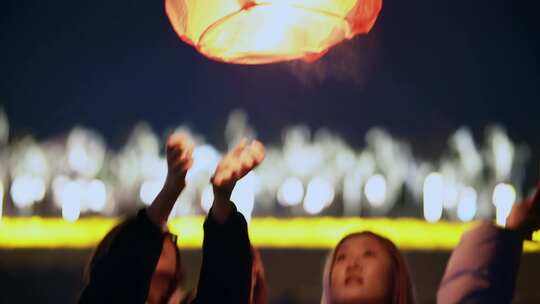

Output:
xmin=165 ymin=0 xmax=383 ymax=64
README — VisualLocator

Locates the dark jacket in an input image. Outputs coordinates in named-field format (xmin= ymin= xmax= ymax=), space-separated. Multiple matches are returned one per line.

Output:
xmin=79 ymin=203 xmax=252 ymax=304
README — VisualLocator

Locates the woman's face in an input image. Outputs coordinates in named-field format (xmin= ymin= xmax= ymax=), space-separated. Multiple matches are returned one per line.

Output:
xmin=330 ymin=235 xmax=394 ymax=304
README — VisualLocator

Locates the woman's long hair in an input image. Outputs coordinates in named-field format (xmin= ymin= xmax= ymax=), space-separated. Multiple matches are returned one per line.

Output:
xmin=250 ymin=247 xmax=269 ymax=304
xmin=83 ymin=218 xmax=185 ymax=301
xmin=321 ymin=231 xmax=416 ymax=304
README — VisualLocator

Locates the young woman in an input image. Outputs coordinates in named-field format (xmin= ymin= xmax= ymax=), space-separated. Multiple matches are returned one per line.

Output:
xmin=321 ymin=182 xmax=540 ymax=304
xmin=79 ymin=133 xmax=265 ymax=304
xmin=321 ymin=231 xmax=416 ymax=304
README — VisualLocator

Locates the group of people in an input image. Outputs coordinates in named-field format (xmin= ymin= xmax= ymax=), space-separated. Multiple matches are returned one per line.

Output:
xmin=78 ymin=132 xmax=540 ymax=304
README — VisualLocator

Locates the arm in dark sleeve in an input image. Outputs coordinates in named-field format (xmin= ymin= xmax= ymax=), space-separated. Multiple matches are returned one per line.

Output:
xmin=437 ymin=222 xmax=523 ymax=304
xmin=79 ymin=209 xmax=166 ymax=304
xmin=193 ymin=202 xmax=252 ymax=304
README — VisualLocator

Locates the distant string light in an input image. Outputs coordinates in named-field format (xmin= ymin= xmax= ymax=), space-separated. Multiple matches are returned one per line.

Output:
xmin=140 ymin=179 xmax=164 ymax=206
xmin=67 ymin=128 xmax=105 ymax=178
xmin=457 ymin=187 xmax=477 ymax=222
xmin=365 ymin=175 xmax=387 ymax=207
xmin=303 ymin=177 xmax=334 ymax=215
xmin=0 ymin=110 xmax=530 ymax=223
xmin=488 ymin=127 xmax=515 ymax=181
xmin=342 ymin=169 xmax=364 ymax=215
xmin=423 ymin=173 xmax=444 ymax=223
xmin=59 ymin=181 xmax=83 ymax=222
xmin=493 ymin=183 xmax=516 ymax=226
xmin=277 ymin=177 xmax=304 ymax=207
xmin=186 ymin=144 xmax=221 ymax=183
xmin=86 ymin=179 xmax=107 ymax=212
xmin=10 ymin=175 xmax=46 ymax=209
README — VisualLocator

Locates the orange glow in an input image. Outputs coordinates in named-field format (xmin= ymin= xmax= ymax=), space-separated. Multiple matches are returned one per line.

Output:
xmin=165 ymin=0 xmax=383 ymax=64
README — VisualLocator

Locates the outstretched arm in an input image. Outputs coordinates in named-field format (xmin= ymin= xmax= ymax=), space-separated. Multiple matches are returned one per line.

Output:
xmin=79 ymin=132 xmax=193 ymax=304
xmin=147 ymin=132 xmax=194 ymax=228
xmin=194 ymin=139 xmax=265 ymax=304
xmin=437 ymin=183 xmax=540 ymax=304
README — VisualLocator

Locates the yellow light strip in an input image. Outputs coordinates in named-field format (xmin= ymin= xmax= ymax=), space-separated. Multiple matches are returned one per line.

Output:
xmin=0 ymin=217 xmax=539 ymax=251
xmin=0 ymin=181 xmax=3 ymax=223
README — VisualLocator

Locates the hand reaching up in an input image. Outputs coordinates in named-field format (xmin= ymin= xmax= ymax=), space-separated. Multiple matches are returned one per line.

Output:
xmin=147 ymin=132 xmax=194 ymax=227
xmin=210 ymin=139 xmax=265 ymax=222
xmin=212 ymin=139 xmax=265 ymax=196
xmin=165 ymin=132 xmax=194 ymax=189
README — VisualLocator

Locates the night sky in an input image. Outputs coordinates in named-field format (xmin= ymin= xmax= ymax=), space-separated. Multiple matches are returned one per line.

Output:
xmin=2 ymin=0 xmax=539 ymax=156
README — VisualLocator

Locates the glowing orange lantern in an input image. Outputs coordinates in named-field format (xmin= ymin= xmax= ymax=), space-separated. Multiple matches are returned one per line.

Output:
xmin=165 ymin=0 xmax=383 ymax=64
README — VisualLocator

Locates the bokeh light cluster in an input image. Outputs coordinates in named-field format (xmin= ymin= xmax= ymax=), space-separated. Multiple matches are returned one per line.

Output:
xmin=0 ymin=108 xmax=534 ymax=225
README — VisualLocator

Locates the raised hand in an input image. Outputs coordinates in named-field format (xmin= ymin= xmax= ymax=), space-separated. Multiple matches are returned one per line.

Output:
xmin=165 ymin=132 xmax=194 ymax=189
xmin=147 ymin=132 xmax=194 ymax=227
xmin=210 ymin=139 xmax=265 ymax=222
xmin=212 ymin=139 xmax=265 ymax=195
xmin=506 ymin=183 xmax=540 ymax=239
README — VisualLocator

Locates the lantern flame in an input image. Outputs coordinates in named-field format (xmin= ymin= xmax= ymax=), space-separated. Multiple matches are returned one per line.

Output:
xmin=166 ymin=0 xmax=382 ymax=64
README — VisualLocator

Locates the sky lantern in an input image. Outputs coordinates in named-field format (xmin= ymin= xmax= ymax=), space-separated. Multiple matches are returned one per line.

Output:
xmin=165 ymin=0 xmax=383 ymax=64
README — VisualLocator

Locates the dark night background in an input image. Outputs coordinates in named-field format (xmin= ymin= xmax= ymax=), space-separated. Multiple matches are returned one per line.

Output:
xmin=1 ymin=2 xmax=540 ymax=303
xmin=1 ymin=0 xmax=539 ymax=155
